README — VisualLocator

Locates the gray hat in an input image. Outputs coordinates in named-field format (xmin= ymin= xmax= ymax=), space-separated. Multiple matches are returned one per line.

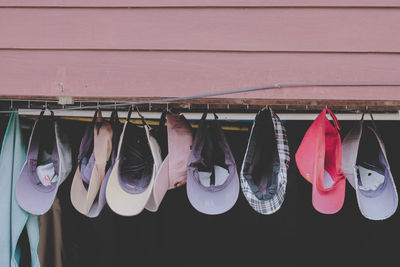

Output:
xmin=187 ymin=113 xmax=239 ymax=215
xmin=16 ymin=109 xmax=72 ymax=215
xmin=342 ymin=113 xmax=398 ymax=220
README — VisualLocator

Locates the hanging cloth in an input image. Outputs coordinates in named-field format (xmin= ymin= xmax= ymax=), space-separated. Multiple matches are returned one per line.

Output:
xmin=0 ymin=110 xmax=40 ymax=267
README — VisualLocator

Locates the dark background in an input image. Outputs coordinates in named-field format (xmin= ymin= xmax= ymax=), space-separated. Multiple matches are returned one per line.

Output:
xmin=2 ymin=115 xmax=400 ymax=267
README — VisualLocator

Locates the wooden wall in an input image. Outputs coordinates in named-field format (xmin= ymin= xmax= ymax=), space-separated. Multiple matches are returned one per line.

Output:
xmin=0 ymin=1 xmax=399 ymax=102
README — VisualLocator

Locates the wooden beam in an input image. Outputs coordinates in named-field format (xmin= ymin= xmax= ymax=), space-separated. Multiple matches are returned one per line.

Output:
xmin=1 ymin=0 xmax=400 ymax=7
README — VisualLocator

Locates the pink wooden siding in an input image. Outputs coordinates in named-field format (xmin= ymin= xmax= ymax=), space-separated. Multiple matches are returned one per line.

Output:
xmin=2 ymin=0 xmax=400 ymax=7
xmin=0 ymin=2 xmax=399 ymax=101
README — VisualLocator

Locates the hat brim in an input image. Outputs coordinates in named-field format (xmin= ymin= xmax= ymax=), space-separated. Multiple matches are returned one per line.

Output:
xmin=71 ymin=164 xmax=105 ymax=216
xmin=356 ymin=170 xmax=398 ymax=220
xmin=311 ymin=171 xmax=346 ymax=214
xmin=146 ymin=156 xmax=170 ymax=212
xmin=106 ymin=159 xmax=156 ymax=216
xmin=16 ymin=162 xmax=59 ymax=215
xmin=187 ymin=168 xmax=239 ymax=215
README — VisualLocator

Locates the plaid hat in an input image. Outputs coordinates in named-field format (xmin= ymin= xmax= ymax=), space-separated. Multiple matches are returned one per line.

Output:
xmin=187 ymin=112 xmax=239 ymax=215
xmin=16 ymin=110 xmax=72 ymax=215
xmin=106 ymin=107 xmax=162 ymax=216
xmin=342 ymin=113 xmax=398 ymax=220
xmin=240 ymin=107 xmax=290 ymax=215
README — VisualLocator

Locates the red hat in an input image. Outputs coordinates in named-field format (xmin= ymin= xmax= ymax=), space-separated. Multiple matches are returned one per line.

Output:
xmin=295 ymin=108 xmax=346 ymax=214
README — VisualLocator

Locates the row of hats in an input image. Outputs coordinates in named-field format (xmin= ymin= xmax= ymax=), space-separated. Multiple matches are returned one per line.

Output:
xmin=14 ymin=106 xmax=289 ymax=217
xmin=296 ymin=108 xmax=398 ymax=220
xmin=13 ymin=106 xmax=398 ymax=220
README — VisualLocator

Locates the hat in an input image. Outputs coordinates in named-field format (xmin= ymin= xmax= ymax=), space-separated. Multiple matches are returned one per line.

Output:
xmin=187 ymin=113 xmax=239 ymax=215
xmin=71 ymin=110 xmax=116 ymax=217
xmin=240 ymin=107 xmax=290 ymax=214
xmin=150 ymin=111 xmax=168 ymax=161
xmin=295 ymin=108 xmax=346 ymax=214
xmin=16 ymin=110 xmax=72 ymax=215
xmin=106 ymin=107 xmax=162 ymax=216
xmin=342 ymin=113 xmax=398 ymax=220
xmin=146 ymin=113 xmax=193 ymax=212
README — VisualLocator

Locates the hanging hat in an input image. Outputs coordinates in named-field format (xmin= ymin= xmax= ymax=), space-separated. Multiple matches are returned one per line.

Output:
xmin=187 ymin=113 xmax=239 ymax=215
xmin=342 ymin=113 xmax=398 ymax=220
xmin=295 ymin=108 xmax=346 ymax=214
xmin=16 ymin=109 xmax=73 ymax=215
xmin=146 ymin=113 xmax=193 ymax=212
xmin=71 ymin=109 xmax=120 ymax=217
xmin=240 ymin=107 xmax=290 ymax=215
xmin=106 ymin=107 xmax=162 ymax=216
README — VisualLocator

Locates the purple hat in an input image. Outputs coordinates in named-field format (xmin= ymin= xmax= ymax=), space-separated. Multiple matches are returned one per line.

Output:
xmin=342 ymin=113 xmax=398 ymax=220
xmin=16 ymin=110 xmax=72 ymax=215
xmin=187 ymin=113 xmax=239 ymax=215
xmin=70 ymin=110 xmax=122 ymax=217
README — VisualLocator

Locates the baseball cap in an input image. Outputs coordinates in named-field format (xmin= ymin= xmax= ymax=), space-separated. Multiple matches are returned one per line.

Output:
xmin=240 ymin=107 xmax=290 ymax=214
xmin=106 ymin=107 xmax=162 ymax=216
xmin=71 ymin=109 xmax=115 ymax=217
xmin=187 ymin=112 xmax=239 ymax=215
xmin=295 ymin=108 xmax=346 ymax=214
xmin=16 ymin=109 xmax=72 ymax=215
xmin=146 ymin=113 xmax=193 ymax=212
xmin=342 ymin=113 xmax=398 ymax=220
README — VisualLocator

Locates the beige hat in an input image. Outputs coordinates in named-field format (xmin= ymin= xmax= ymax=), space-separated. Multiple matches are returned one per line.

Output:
xmin=71 ymin=110 xmax=113 ymax=216
xmin=106 ymin=107 xmax=162 ymax=216
xmin=146 ymin=113 xmax=193 ymax=212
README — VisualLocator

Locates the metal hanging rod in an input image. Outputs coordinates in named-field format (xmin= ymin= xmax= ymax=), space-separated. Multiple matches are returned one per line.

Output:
xmin=14 ymin=109 xmax=400 ymax=121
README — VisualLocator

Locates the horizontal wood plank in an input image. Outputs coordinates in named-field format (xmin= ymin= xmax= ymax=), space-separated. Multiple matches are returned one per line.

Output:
xmin=1 ymin=0 xmax=400 ymax=7
xmin=0 ymin=50 xmax=399 ymax=100
xmin=1 ymin=8 xmax=400 ymax=52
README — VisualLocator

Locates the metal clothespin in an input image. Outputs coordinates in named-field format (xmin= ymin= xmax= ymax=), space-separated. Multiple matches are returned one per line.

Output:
xmin=227 ymin=104 xmax=230 ymax=110
xmin=79 ymin=101 xmax=83 ymax=110
xmin=10 ymin=99 xmax=13 ymax=110
xmin=114 ymin=101 xmax=117 ymax=110
xmin=207 ymin=103 xmax=210 ymax=110
xmin=28 ymin=100 xmax=31 ymax=109
xmin=149 ymin=103 xmax=152 ymax=111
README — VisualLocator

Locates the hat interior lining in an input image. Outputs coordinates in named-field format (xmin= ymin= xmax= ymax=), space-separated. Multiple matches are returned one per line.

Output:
xmin=356 ymin=126 xmax=388 ymax=195
xmin=242 ymin=109 xmax=280 ymax=200
xmin=118 ymin=122 xmax=154 ymax=194
xmin=31 ymin=119 xmax=59 ymax=192
xmin=192 ymin=122 xmax=230 ymax=190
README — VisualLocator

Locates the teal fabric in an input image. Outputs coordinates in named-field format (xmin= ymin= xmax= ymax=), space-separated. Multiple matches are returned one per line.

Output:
xmin=0 ymin=111 xmax=40 ymax=267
